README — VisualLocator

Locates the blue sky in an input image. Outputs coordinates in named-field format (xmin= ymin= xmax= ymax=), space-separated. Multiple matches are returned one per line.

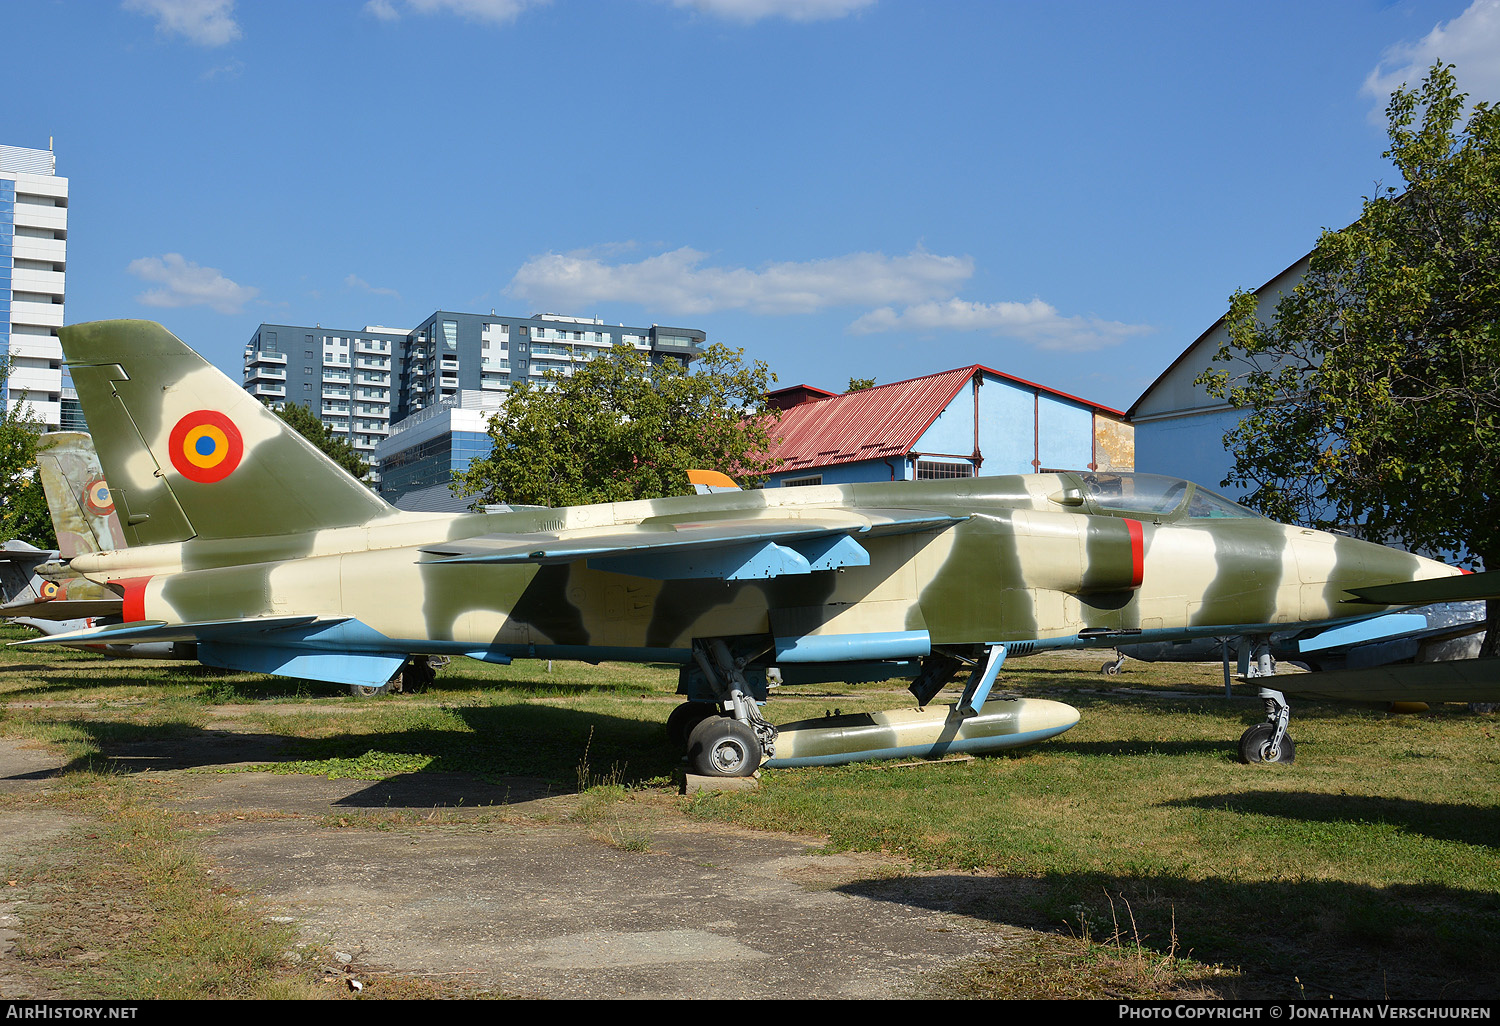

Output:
xmin=8 ymin=0 xmax=1500 ymax=411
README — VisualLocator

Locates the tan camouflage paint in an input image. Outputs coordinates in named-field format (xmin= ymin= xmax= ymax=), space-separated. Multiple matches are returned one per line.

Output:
xmin=53 ymin=321 xmax=1460 ymax=665
xmin=767 ymin=700 xmax=1081 ymax=766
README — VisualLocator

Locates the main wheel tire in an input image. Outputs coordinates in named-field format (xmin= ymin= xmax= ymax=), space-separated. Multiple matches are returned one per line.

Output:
xmin=396 ymin=657 xmax=437 ymax=694
xmin=686 ymin=717 xmax=762 ymax=777
xmin=1238 ymin=722 xmax=1296 ymax=764
xmin=667 ymin=701 xmax=717 ymax=751
xmin=349 ymin=682 xmax=391 ymax=697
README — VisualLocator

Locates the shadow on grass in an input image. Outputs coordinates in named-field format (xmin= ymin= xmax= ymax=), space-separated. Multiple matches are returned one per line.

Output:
xmin=838 ymin=869 xmax=1500 ymax=999
xmin=2 ymin=704 xmax=681 ymax=800
xmin=1166 ymin=790 xmax=1500 ymax=850
xmin=1044 ymin=738 xmax=1236 ymax=758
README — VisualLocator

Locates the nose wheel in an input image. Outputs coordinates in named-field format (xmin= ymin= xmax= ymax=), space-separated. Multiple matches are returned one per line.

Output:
xmin=1238 ymin=687 xmax=1295 ymax=764
xmin=1238 ymin=721 xmax=1296 ymax=763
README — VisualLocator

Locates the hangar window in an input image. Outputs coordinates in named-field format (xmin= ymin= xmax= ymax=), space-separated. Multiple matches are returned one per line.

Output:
xmin=782 ymin=475 xmax=823 ymax=487
xmin=916 ymin=460 xmax=975 ymax=480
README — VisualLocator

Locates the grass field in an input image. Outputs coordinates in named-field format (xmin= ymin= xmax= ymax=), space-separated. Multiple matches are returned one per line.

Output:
xmin=0 ymin=624 xmax=1496 ymax=999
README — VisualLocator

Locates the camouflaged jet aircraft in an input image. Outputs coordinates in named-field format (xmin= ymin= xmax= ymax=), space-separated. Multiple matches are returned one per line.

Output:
xmin=16 ymin=320 xmax=1491 ymax=775
xmin=0 ymin=432 xmax=127 ymax=627
xmin=1 ymin=432 xmax=197 ymax=658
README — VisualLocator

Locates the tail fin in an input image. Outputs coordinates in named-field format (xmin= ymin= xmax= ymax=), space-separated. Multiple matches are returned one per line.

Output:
xmin=0 ymin=541 xmax=49 ymax=605
xmin=36 ymin=432 xmax=128 ymax=558
xmin=686 ymin=469 xmax=741 ymax=495
xmin=59 ymin=320 xmax=394 ymax=546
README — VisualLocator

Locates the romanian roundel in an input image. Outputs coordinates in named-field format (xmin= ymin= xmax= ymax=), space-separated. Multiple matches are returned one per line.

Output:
xmin=82 ymin=478 xmax=114 ymax=515
xmin=168 ymin=410 xmax=244 ymax=484
xmin=38 ymin=581 xmax=60 ymax=601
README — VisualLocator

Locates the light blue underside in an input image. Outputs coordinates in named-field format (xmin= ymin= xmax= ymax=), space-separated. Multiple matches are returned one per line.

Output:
xmin=773 ymin=630 xmax=932 ymax=663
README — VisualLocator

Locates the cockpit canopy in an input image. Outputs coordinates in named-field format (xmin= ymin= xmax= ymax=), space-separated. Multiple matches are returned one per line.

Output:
xmin=1066 ymin=472 xmax=1261 ymax=521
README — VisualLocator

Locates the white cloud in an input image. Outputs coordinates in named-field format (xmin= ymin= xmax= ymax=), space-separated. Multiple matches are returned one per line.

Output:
xmin=128 ymin=253 xmax=259 ymax=314
xmin=345 ymin=274 xmax=402 ymax=299
xmin=508 ymin=246 xmax=972 ymax=316
xmin=1363 ymin=0 xmax=1500 ymax=117
xmin=199 ymin=59 xmax=243 ymax=81
xmin=669 ymin=0 xmax=876 ymax=23
xmin=849 ymin=298 xmax=1154 ymax=353
xmin=122 ymin=0 xmax=242 ymax=47
xmin=509 ymin=243 xmax=1147 ymax=351
xmin=364 ymin=0 xmax=549 ymax=25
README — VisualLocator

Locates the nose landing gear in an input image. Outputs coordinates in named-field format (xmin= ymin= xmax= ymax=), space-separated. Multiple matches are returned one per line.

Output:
xmin=1238 ymin=687 xmax=1294 ymax=763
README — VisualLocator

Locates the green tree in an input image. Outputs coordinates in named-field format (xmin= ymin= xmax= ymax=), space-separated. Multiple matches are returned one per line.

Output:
xmin=847 ymin=376 xmax=876 ymax=392
xmin=1199 ymin=64 xmax=1499 ymax=573
xmin=0 ymin=360 xmax=56 ymax=548
xmin=270 ymin=401 xmax=371 ymax=484
xmin=457 ymin=343 xmax=780 ymax=507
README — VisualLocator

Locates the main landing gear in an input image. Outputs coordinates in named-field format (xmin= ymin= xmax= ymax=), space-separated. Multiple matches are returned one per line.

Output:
xmin=669 ymin=641 xmax=1027 ymax=777
xmin=347 ymin=655 xmax=448 ymax=697
xmin=671 ymin=639 xmax=778 ymax=778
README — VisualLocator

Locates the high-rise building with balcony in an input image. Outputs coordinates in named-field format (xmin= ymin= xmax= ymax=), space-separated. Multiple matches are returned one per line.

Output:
xmin=243 ymin=310 xmax=706 ymax=503
xmin=0 ymin=143 xmax=68 ymax=429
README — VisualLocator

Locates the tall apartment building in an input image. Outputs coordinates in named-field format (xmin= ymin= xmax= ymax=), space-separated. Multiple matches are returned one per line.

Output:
xmin=0 ymin=143 xmax=68 ymax=429
xmin=243 ymin=310 xmax=706 ymax=501
xmin=243 ymin=323 xmax=408 ymax=465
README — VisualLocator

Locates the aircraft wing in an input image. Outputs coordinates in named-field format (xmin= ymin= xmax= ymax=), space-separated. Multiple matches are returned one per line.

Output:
xmin=1272 ymin=657 xmax=1500 ymax=703
xmin=420 ymin=507 xmax=967 ymax=580
xmin=1344 ymin=569 xmax=1500 ymax=605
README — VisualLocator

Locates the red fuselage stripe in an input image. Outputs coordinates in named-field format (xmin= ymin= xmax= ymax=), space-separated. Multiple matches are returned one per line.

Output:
xmin=118 ymin=577 xmax=151 ymax=622
xmin=1127 ymin=518 xmax=1145 ymax=588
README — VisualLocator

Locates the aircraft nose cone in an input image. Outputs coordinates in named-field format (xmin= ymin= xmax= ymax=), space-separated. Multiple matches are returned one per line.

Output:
xmin=1302 ymin=530 xmax=1460 ymax=610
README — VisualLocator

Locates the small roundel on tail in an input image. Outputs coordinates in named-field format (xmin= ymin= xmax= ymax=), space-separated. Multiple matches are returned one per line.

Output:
xmin=169 ymin=411 xmax=244 ymax=484
xmin=82 ymin=478 xmax=114 ymax=514
xmin=38 ymin=581 xmax=61 ymax=601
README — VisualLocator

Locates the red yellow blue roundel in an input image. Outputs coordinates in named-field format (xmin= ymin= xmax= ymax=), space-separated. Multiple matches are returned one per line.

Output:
xmin=168 ymin=411 xmax=244 ymax=484
xmin=82 ymin=478 xmax=113 ymax=515
xmin=38 ymin=581 xmax=60 ymax=601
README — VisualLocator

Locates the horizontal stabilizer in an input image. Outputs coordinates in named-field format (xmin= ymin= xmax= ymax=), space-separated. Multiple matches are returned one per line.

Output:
xmin=0 ymin=543 xmax=51 ymax=569
xmin=1272 ymin=657 xmax=1500 ymax=704
xmin=1344 ymin=570 xmax=1500 ymax=605
xmin=420 ymin=508 xmax=965 ymax=580
xmin=10 ymin=614 xmax=329 ymax=647
xmin=0 ymin=597 xmax=124 ymax=621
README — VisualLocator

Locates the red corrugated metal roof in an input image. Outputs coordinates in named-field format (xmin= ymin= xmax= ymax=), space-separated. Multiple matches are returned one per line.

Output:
xmin=766 ymin=364 xmax=1124 ymax=472
xmin=767 ymin=367 xmax=974 ymax=472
